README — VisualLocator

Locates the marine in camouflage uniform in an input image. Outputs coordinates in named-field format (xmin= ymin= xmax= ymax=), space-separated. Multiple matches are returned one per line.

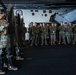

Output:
xmin=65 ymin=24 xmax=71 ymax=44
xmin=39 ymin=23 xmax=43 ymax=44
xmin=28 ymin=22 xmax=33 ymax=45
xmin=46 ymin=24 xmax=50 ymax=44
xmin=0 ymin=15 xmax=14 ymax=73
xmin=1 ymin=14 xmax=18 ymax=74
xmin=0 ymin=5 xmax=18 ymax=74
xmin=68 ymin=23 xmax=74 ymax=43
xmin=49 ymin=23 xmax=57 ymax=45
xmin=40 ymin=23 xmax=48 ymax=45
xmin=30 ymin=22 xmax=39 ymax=46
xmin=0 ymin=15 xmax=7 ymax=74
xmin=72 ymin=25 xmax=76 ymax=44
xmin=58 ymin=22 xmax=66 ymax=45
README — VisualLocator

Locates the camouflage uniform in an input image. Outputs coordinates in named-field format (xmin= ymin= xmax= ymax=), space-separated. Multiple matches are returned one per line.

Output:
xmin=0 ymin=14 xmax=18 ymax=74
xmin=46 ymin=24 xmax=50 ymax=43
xmin=40 ymin=23 xmax=48 ymax=45
xmin=49 ymin=23 xmax=57 ymax=45
xmin=0 ymin=19 xmax=8 ymax=73
xmin=68 ymin=23 xmax=74 ymax=43
xmin=28 ymin=23 xmax=33 ymax=45
xmin=30 ymin=23 xmax=39 ymax=46
xmin=58 ymin=23 xmax=66 ymax=45
xmin=65 ymin=24 xmax=71 ymax=44
xmin=72 ymin=25 xmax=76 ymax=44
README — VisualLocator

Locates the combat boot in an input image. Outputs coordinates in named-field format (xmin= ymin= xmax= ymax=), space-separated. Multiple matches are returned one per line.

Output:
xmin=51 ymin=42 xmax=53 ymax=45
xmin=8 ymin=66 xmax=18 ymax=71
xmin=53 ymin=42 xmax=56 ymax=45
xmin=0 ymin=71 xmax=5 ymax=74
xmin=72 ymin=42 xmax=75 ymax=44
xmin=35 ymin=44 xmax=38 ymax=46
xmin=3 ymin=63 xmax=7 ymax=68
xmin=41 ymin=43 xmax=43 ymax=45
xmin=30 ymin=43 xmax=33 ymax=46
xmin=16 ymin=56 xmax=24 ymax=60
xmin=45 ymin=43 xmax=48 ymax=45
xmin=58 ymin=42 xmax=60 ymax=44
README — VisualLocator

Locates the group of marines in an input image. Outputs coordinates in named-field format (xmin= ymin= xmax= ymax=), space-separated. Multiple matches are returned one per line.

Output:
xmin=28 ymin=22 xmax=76 ymax=46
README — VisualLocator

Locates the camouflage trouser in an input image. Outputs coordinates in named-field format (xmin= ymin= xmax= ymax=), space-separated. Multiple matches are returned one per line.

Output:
xmin=35 ymin=34 xmax=38 ymax=45
xmin=73 ymin=34 xmax=76 ymax=44
xmin=65 ymin=32 xmax=71 ymax=44
xmin=29 ymin=34 xmax=32 ymax=43
xmin=41 ymin=33 xmax=47 ymax=45
xmin=30 ymin=35 xmax=34 ymax=46
xmin=31 ymin=34 xmax=38 ymax=45
xmin=70 ymin=32 xmax=73 ymax=43
xmin=50 ymin=33 xmax=56 ymax=45
xmin=0 ymin=49 xmax=4 ymax=71
xmin=0 ymin=48 xmax=7 ymax=71
xmin=59 ymin=31 xmax=66 ymax=44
